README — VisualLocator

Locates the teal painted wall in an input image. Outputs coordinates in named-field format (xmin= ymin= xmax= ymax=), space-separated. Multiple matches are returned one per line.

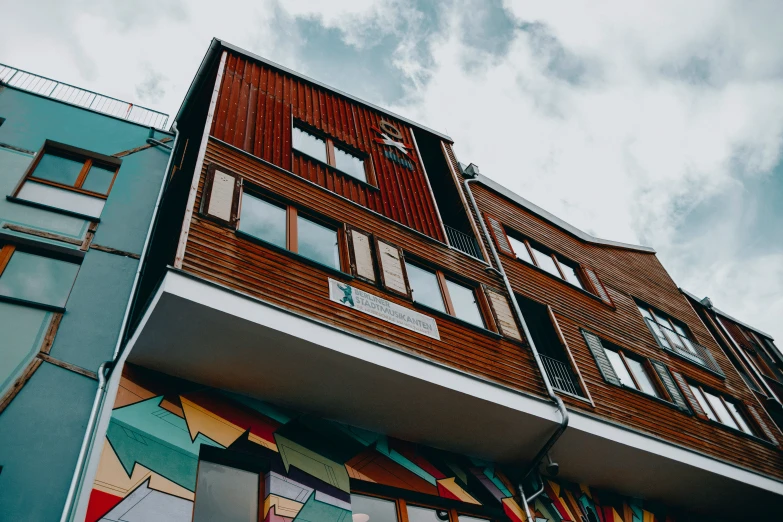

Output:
xmin=0 ymin=86 xmax=171 ymax=521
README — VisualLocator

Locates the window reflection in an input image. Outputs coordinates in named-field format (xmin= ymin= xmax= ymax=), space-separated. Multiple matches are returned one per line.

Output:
xmin=530 ymin=246 xmax=561 ymax=278
xmin=445 ymin=279 xmax=484 ymax=327
xmin=239 ymin=193 xmax=287 ymax=249
xmin=350 ymin=494 xmax=398 ymax=522
xmin=297 ymin=215 xmax=339 ymax=269
xmin=293 ymin=127 xmax=328 ymax=163
xmin=31 ymin=153 xmax=82 ymax=186
xmin=405 ymin=263 xmax=446 ymax=312
xmin=0 ymin=251 xmax=79 ymax=308
xmin=334 ymin=147 xmax=366 ymax=182
xmin=192 ymin=461 xmax=258 ymax=522
xmin=507 ymin=236 xmax=533 ymax=264
xmin=407 ymin=506 xmax=450 ymax=522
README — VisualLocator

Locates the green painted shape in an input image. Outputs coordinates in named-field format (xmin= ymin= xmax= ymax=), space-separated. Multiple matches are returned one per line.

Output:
xmin=107 ymin=396 xmax=221 ymax=491
xmin=221 ymin=391 xmax=294 ymax=424
xmin=482 ymin=466 xmax=512 ymax=498
xmin=0 ymin=302 xmax=51 ymax=393
xmin=443 ymin=457 xmax=468 ymax=487
xmin=293 ymin=492 xmax=351 ymax=522
xmin=0 ymin=148 xmax=89 ymax=241
xmin=375 ymin=437 xmax=437 ymax=486
xmin=275 ymin=433 xmax=351 ymax=493
xmin=536 ymin=497 xmax=563 ymax=522
xmin=334 ymin=423 xmax=380 ymax=447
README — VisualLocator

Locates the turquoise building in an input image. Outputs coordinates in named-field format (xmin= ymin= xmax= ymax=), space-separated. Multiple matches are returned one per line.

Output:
xmin=0 ymin=65 xmax=173 ymax=521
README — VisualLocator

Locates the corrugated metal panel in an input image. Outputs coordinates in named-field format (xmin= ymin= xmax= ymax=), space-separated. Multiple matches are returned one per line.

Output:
xmin=210 ymin=52 xmax=445 ymax=241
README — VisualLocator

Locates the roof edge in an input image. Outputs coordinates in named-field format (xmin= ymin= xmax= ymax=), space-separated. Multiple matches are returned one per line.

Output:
xmin=177 ymin=38 xmax=453 ymax=143
xmin=680 ymin=288 xmax=774 ymax=340
xmin=475 ymin=173 xmax=656 ymax=254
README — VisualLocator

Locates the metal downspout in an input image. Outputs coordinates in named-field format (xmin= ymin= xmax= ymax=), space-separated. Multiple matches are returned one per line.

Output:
xmin=59 ymin=123 xmax=180 ymax=522
xmin=464 ymin=177 xmax=568 ymax=519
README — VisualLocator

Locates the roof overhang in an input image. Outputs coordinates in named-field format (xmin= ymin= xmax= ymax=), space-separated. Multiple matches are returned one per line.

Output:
xmin=123 ymin=269 xmax=783 ymax=517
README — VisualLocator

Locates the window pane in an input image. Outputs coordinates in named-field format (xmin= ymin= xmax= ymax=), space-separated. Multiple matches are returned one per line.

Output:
xmin=689 ymin=385 xmax=717 ymax=421
xmin=605 ymin=349 xmax=636 ymax=389
xmin=192 ymin=461 xmax=258 ymax=522
xmin=334 ymin=147 xmax=367 ymax=182
xmin=293 ymin=127 xmax=328 ymax=163
xmin=407 ymin=505 xmax=450 ymax=522
xmin=558 ymin=261 xmax=584 ymax=290
xmin=18 ymin=181 xmax=105 ymax=218
xmin=239 ymin=193 xmax=287 ymax=249
xmin=297 ymin=215 xmax=339 ymax=269
xmin=81 ymin=164 xmax=115 ymax=194
xmin=350 ymin=494 xmax=398 ymax=522
xmin=726 ymin=402 xmax=753 ymax=434
xmin=626 ymin=358 xmax=659 ymax=397
xmin=31 ymin=153 xmax=83 ymax=186
xmin=508 ymin=236 xmax=533 ymax=264
xmin=459 ymin=517 xmax=489 ymax=522
xmin=530 ymin=246 xmax=562 ymax=278
xmin=445 ymin=279 xmax=485 ymax=327
xmin=638 ymin=306 xmax=653 ymax=321
xmin=0 ymin=251 xmax=79 ymax=308
xmin=405 ymin=263 xmax=445 ymax=312
xmin=704 ymin=391 xmax=739 ymax=429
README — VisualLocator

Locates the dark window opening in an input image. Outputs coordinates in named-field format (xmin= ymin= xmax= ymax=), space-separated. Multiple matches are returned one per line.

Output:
xmin=412 ymin=129 xmax=483 ymax=260
xmin=516 ymin=294 xmax=584 ymax=397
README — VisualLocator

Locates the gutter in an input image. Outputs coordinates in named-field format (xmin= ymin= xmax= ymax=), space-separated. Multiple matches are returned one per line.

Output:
xmin=463 ymin=176 xmax=568 ymax=519
xmin=59 ymin=122 xmax=181 ymax=522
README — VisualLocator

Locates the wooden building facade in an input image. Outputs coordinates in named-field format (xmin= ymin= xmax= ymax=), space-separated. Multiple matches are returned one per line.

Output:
xmin=74 ymin=39 xmax=783 ymax=521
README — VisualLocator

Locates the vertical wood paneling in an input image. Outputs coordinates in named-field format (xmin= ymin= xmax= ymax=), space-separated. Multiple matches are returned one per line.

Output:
xmin=210 ymin=52 xmax=445 ymax=242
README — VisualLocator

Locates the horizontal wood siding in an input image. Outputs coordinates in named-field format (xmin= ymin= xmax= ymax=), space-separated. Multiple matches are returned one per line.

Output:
xmin=472 ymin=183 xmax=783 ymax=479
xmin=210 ymin=52 xmax=445 ymax=241
xmin=182 ymin=140 xmax=545 ymax=401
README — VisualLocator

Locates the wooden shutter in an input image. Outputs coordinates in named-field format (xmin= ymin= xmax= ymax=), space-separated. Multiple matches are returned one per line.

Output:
xmin=375 ymin=238 xmax=411 ymax=298
xmin=581 ymin=266 xmax=614 ymax=307
xmin=649 ymin=360 xmax=691 ymax=413
xmin=201 ymin=164 xmax=242 ymax=227
xmin=483 ymin=286 xmax=522 ymax=341
xmin=484 ymin=213 xmax=515 ymax=257
xmin=670 ymin=371 xmax=708 ymax=420
xmin=345 ymin=225 xmax=376 ymax=284
xmin=581 ymin=330 xmax=620 ymax=386
xmin=746 ymin=404 xmax=779 ymax=445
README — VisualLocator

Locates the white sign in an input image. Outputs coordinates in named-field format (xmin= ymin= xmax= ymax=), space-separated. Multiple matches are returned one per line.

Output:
xmin=328 ymin=279 xmax=440 ymax=340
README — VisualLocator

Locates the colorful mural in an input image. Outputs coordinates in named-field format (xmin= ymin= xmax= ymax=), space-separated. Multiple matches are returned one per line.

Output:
xmin=85 ymin=365 xmax=682 ymax=522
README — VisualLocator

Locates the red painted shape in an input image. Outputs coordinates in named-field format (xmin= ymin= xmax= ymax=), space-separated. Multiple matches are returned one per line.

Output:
xmin=437 ymin=481 xmax=462 ymax=502
xmin=85 ymin=489 xmax=122 ymax=522
xmin=387 ymin=438 xmax=446 ymax=480
xmin=184 ymin=390 xmax=281 ymax=443
xmin=543 ymin=481 xmax=571 ymax=520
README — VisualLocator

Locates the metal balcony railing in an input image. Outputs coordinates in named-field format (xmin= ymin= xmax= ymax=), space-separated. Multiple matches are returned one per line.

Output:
xmin=540 ymin=354 xmax=583 ymax=397
xmin=444 ymin=225 xmax=483 ymax=260
xmin=0 ymin=63 xmax=169 ymax=129
xmin=645 ymin=318 xmax=724 ymax=376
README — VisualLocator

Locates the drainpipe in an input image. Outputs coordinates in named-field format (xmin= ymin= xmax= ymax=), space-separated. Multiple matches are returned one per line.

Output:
xmin=463 ymin=175 xmax=568 ymax=518
xmin=59 ymin=122 xmax=180 ymax=522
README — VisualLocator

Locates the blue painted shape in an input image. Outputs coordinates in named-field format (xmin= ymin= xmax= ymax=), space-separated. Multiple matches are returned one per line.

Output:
xmin=0 ymin=363 xmax=97 ymax=521
xmin=107 ymin=396 xmax=222 ymax=491
xmin=91 ymin=144 xmax=169 ymax=254
xmin=629 ymin=498 xmax=644 ymax=522
xmin=578 ymin=493 xmax=599 ymax=522
xmin=293 ymin=492 xmax=352 ymax=522
xmin=375 ymin=436 xmax=437 ymax=486
xmin=49 ymin=250 xmax=138 ymax=370
xmin=0 ymin=147 xmax=89 ymax=242
xmin=482 ymin=465 xmax=512 ymax=498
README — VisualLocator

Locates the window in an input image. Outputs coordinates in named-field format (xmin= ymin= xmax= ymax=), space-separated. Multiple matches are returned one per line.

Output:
xmin=238 ymin=191 xmax=342 ymax=271
xmin=407 ymin=506 xmax=450 ymax=522
xmin=292 ymin=123 xmax=372 ymax=184
xmin=351 ymin=494 xmax=398 ymax=522
xmin=604 ymin=346 xmax=660 ymax=398
xmin=506 ymin=234 xmax=584 ymax=291
xmin=13 ymin=140 xmax=121 ymax=219
xmin=405 ymin=261 xmax=485 ymax=328
xmin=193 ymin=461 xmax=259 ymax=522
xmin=688 ymin=383 xmax=754 ymax=435
xmin=0 ymin=244 xmax=79 ymax=310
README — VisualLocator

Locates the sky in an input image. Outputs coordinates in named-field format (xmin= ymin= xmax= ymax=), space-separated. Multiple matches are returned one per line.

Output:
xmin=1 ymin=0 xmax=781 ymax=343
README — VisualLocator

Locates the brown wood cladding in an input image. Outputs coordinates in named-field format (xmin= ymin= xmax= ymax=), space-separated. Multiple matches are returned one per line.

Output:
xmin=471 ymin=183 xmax=783 ymax=478
xmin=182 ymin=139 xmax=545 ymax=403
xmin=210 ymin=52 xmax=445 ymax=242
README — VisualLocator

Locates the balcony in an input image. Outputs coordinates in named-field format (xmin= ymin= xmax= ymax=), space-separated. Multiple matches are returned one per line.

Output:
xmin=444 ymin=225 xmax=483 ymax=260
xmin=646 ymin=318 xmax=725 ymax=376
xmin=540 ymin=354 xmax=583 ymax=397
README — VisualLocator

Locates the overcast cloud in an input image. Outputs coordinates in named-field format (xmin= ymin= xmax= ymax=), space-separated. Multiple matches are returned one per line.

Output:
xmin=1 ymin=0 xmax=780 ymax=341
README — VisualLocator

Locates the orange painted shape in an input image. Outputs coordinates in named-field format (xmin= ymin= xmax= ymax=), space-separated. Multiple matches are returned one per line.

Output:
xmin=345 ymin=448 xmax=439 ymax=495
xmin=502 ymin=498 xmax=526 ymax=522
xmin=437 ymin=477 xmax=481 ymax=505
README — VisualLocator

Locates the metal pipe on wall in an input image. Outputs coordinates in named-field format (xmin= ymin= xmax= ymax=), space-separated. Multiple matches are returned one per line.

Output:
xmin=463 ymin=175 xmax=568 ymax=518
xmin=59 ymin=123 xmax=181 ymax=522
